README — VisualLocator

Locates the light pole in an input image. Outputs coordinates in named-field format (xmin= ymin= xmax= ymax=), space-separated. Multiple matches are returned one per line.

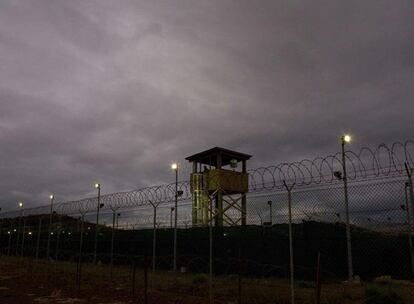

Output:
xmin=403 ymin=181 xmax=414 ymax=274
xmin=77 ymin=212 xmax=86 ymax=290
xmin=341 ymin=134 xmax=354 ymax=281
xmin=46 ymin=194 xmax=55 ymax=259
xmin=93 ymin=183 xmax=103 ymax=264
xmin=15 ymin=202 xmax=23 ymax=255
xmin=171 ymin=162 xmax=179 ymax=271
xmin=267 ymin=200 xmax=273 ymax=225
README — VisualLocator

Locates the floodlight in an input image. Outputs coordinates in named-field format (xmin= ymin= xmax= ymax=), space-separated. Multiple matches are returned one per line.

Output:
xmin=341 ymin=134 xmax=351 ymax=143
xmin=171 ymin=162 xmax=179 ymax=171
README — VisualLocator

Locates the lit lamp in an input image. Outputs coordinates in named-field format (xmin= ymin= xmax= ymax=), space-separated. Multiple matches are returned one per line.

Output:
xmin=16 ymin=202 xmax=24 ymax=255
xmin=46 ymin=193 xmax=55 ymax=259
xmin=341 ymin=134 xmax=351 ymax=144
xmin=93 ymin=182 xmax=102 ymax=264
xmin=171 ymin=163 xmax=178 ymax=171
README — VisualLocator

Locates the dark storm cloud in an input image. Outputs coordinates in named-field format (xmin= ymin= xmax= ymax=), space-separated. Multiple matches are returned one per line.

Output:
xmin=1 ymin=0 xmax=413 ymax=210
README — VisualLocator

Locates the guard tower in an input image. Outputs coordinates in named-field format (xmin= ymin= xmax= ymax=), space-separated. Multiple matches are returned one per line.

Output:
xmin=186 ymin=147 xmax=251 ymax=227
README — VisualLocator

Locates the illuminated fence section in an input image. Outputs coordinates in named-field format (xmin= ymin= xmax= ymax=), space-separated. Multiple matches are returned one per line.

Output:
xmin=245 ymin=178 xmax=410 ymax=230
xmin=243 ymin=177 xmax=413 ymax=278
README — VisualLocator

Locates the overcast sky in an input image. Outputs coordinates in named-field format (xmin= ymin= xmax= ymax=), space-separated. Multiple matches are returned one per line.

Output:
xmin=1 ymin=0 xmax=413 ymax=211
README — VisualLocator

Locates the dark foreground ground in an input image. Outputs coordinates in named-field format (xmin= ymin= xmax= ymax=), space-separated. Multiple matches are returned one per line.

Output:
xmin=0 ymin=256 xmax=413 ymax=304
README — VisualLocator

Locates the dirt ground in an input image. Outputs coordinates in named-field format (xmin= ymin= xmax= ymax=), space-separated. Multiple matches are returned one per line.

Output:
xmin=0 ymin=256 xmax=413 ymax=304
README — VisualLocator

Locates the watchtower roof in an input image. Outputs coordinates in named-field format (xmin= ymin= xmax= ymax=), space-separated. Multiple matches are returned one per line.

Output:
xmin=185 ymin=147 xmax=251 ymax=167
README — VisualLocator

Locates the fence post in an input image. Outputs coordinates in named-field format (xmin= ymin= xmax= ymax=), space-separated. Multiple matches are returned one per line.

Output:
xmin=35 ymin=217 xmax=42 ymax=260
xmin=283 ymin=180 xmax=295 ymax=304
xmin=315 ymin=252 xmax=321 ymax=304
xmin=132 ymin=260 xmax=136 ymax=297
xmin=20 ymin=218 xmax=26 ymax=257
xmin=404 ymin=163 xmax=414 ymax=275
xmin=144 ymin=255 xmax=148 ymax=304
xmin=209 ymin=194 xmax=214 ymax=304
xmin=237 ymin=255 xmax=242 ymax=304
xmin=110 ymin=209 xmax=116 ymax=279
xmin=55 ymin=216 xmax=62 ymax=260
xmin=77 ymin=213 xmax=85 ymax=297
xmin=149 ymin=201 xmax=159 ymax=273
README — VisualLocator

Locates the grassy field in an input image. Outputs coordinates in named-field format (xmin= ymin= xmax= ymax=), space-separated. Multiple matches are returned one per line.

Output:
xmin=0 ymin=256 xmax=413 ymax=303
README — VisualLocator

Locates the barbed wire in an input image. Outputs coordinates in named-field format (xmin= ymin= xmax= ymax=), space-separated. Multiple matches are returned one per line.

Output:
xmin=1 ymin=140 xmax=413 ymax=218
xmin=250 ymin=140 xmax=414 ymax=190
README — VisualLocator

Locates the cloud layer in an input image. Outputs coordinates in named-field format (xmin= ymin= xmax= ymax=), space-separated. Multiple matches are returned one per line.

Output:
xmin=1 ymin=0 xmax=413 ymax=210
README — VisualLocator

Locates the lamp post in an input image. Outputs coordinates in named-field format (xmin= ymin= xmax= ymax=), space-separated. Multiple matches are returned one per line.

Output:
xmin=267 ymin=201 xmax=273 ymax=225
xmin=341 ymin=134 xmax=354 ymax=281
xmin=77 ymin=212 xmax=86 ymax=291
xmin=15 ymin=202 xmax=23 ymax=255
xmin=46 ymin=194 xmax=55 ymax=259
xmin=403 ymin=181 xmax=414 ymax=274
xmin=93 ymin=183 xmax=102 ymax=264
xmin=171 ymin=162 xmax=179 ymax=271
